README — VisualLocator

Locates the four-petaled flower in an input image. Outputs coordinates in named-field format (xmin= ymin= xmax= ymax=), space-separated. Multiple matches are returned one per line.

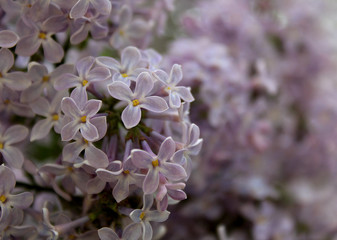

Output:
xmin=108 ymin=72 xmax=168 ymax=129
xmin=131 ymin=137 xmax=187 ymax=194
xmin=61 ymin=97 xmax=104 ymax=142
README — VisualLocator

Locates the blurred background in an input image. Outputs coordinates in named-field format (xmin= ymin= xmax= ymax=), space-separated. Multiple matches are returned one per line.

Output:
xmin=155 ymin=0 xmax=337 ymax=239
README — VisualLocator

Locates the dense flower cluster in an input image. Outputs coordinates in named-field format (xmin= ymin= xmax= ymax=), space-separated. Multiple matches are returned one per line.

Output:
xmin=0 ymin=0 xmax=201 ymax=239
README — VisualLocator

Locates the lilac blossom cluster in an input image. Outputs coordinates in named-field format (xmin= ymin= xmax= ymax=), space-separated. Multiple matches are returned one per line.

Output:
xmin=161 ymin=0 xmax=337 ymax=239
xmin=0 ymin=0 xmax=202 ymax=239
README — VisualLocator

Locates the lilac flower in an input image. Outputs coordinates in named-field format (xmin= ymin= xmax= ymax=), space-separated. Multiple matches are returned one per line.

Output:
xmin=70 ymin=0 xmax=112 ymax=19
xmin=70 ymin=10 xmax=109 ymax=45
xmin=153 ymin=64 xmax=194 ymax=108
xmin=21 ymin=62 xmax=74 ymax=103
xmin=61 ymin=97 xmax=104 ymax=142
xmin=109 ymin=5 xmax=150 ymax=49
xmin=62 ymin=132 xmax=109 ymax=169
xmin=54 ymin=56 xmax=110 ymax=102
xmin=39 ymin=161 xmax=91 ymax=200
xmin=30 ymin=91 xmax=68 ymax=141
xmin=173 ymin=123 xmax=203 ymax=177
xmin=0 ymin=165 xmax=33 ymax=230
xmin=0 ymin=48 xmax=30 ymax=92
xmin=98 ymin=223 xmax=142 ymax=240
xmin=129 ymin=194 xmax=170 ymax=240
xmin=0 ymin=86 xmax=34 ymax=118
xmin=15 ymin=16 xmax=67 ymax=63
xmin=108 ymin=72 xmax=168 ymax=129
xmin=131 ymin=137 xmax=187 ymax=194
xmin=96 ymin=159 xmax=144 ymax=202
xmin=0 ymin=30 xmax=19 ymax=48
xmin=96 ymin=46 xmax=146 ymax=86
xmin=0 ymin=124 xmax=29 ymax=168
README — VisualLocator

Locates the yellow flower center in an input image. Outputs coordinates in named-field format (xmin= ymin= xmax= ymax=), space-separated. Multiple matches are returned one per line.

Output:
xmin=152 ymin=159 xmax=159 ymax=168
xmin=0 ymin=142 xmax=3 ymax=149
xmin=121 ymin=73 xmax=128 ymax=78
xmin=0 ymin=72 xmax=3 ymax=78
xmin=166 ymin=86 xmax=171 ymax=91
xmin=123 ymin=170 xmax=130 ymax=174
xmin=67 ymin=166 xmax=74 ymax=172
xmin=139 ymin=211 xmax=145 ymax=220
xmin=3 ymin=99 xmax=9 ymax=105
xmin=82 ymin=79 xmax=88 ymax=86
xmin=0 ymin=195 xmax=6 ymax=203
xmin=132 ymin=99 xmax=140 ymax=107
xmin=42 ymin=75 xmax=50 ymax=82
xmin=80 ymin=116 xmax=87 ymax=123
xmin=83 ymin=138 xmax=89 ymax=144
xmin=119 ymin=29 xmax=125 ymax=37
xmin=38 ymin=32 xmax=47 ymax=40
xmin=52 ymin=114 xmax=59 ymax=121
xmin=68 ymin=234 xmax=77 ymax=240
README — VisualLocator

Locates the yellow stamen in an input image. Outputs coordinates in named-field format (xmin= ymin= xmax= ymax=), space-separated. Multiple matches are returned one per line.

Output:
xmin=38 ymin=32 xmax=47 ymax=39
xmin=42 ymin=75 xmax=50 ymax=82
xmin=0 ymin=72 xmax=3 ymax=78
xmin=3 ymin=99 xmax=9 ymax=105
xmin=0 ymin=195 xmax=6 ymax=203
xmin=83 ymin=138 xmax=89 ymax=144
xmin=132 ymin=99 xmax=140 ymax=107
xmin=26 ymin=4 xmax=32 ymax=8
xmin=0 ymin=142 xmax=3 ymax=149
xmin=166 ymin=86 xmax=171 ymax=91
xmin=82 ymin=79 xmax=88 ymax=86
xmin=152 ymin=159 xmax=159 ymax=168
xmin=121 ymin=73 xmax=128 ymax=78
xmin=80 ymin=116 xmax=87 ymax=123
xmin=139 ymin=211 xmax=145 ymax=220
xmin=123 ymin=170 xmax=130 ymax=174
xmin=67 ymin=166 xmax=73 ymax=172
xmin=52 ymin=114 xmax=59 ymax=121
xmin=68 ymin=234 xmax=77 ymax=240
xmin=119 ymin=29 xmax=125 ymax=37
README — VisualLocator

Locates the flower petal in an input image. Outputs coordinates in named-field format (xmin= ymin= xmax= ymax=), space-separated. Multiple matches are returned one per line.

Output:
xmin=4 ymin=125 xmax=29 ymax=144
xmin=141 ymin=96 xmax=168 ymax=113
xmin=121 ymin=105 xmax=141 ymax=129
xmin=160 ymin=162 xmax=187 ymax=181
xmin=107 ymin=81 xmax=133 ymax=101
xmin=0 ymin=30 xmax=19 ymax=48
xmin=61 ymin=121 xmax=81 ymax=141
xmin=80 ymin=122 xmax=99 ymax=142
xmin=123 ymin=223 xmax=142 ymax=240
xmin=134 ymin=72 xmax=153 ymax=98
xmin=146 ymin=210 xmax=170 ymax=222
xmin=113 ymin=177 xmax=129 ymax=202
xmin=121 ymin=46 xmax=141 ymax=71
xmin=131 ymin=149 xmax=153 ymax=169
xmin=170 ymin=64 xmax=183 ymax=85
xmin=42 ymin=38 xmax=64 ymax=63
xmin=8 ymin=192 xmax=33 ymax=209
xmin=61 ymin=97 xmax=81 ymax=118
xmin=85 ymin=145 xmax=109 ymax=168
xmin=98 ymin=227 xmax=119 ymax=240
xmin=157 ymin=137 xmax=176 ymax=162
xmin=70 ymin=0 xmax=89 ymax=19
xmin=1 ymin=146 xmax=24 ymax=169
xmin=143 ymin=169 xmax=159 ymax=194
xmin=30 ymin=119 xmax=53 ymax=141
xmin=0 ymin=165 xmax=15 ymax=195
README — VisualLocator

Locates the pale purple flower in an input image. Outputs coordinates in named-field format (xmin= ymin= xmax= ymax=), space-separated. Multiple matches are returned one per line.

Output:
xmin=108 ymin=72 xmax=168 ymax=129
xmin=96 ymin=158 xmax=144 ymax=202
xmin=156 ymin=174 xmax=187 ymax=211
xmin=30 ymin=91 xmax=68 ymax=141
xmin=70 ymin=0 xmax=112 ymax=19
xmin=0 ymin=86 xmax=34 ymax=118
xmin=131 ymin=137 xmax=187 ymax=194
xmin=0 ymin=30 xmax=19 ymax=48
xmin=62 ymin=131 xmax=109 ymax=169
xmin=173 ymin=123 xmax=203 ymax=178
xmin=96 ymin=46 xmax=146 ymax=86
xmin=0 ymin=124 xmax=29 ymax=168
xmin=54 ymin=56 xmax=110 ymax=102
xmin=98 ymin=223 xmax=142 ymax=240
xmin=129 ymin=194 xmax=170 ymax=240
xmin=21 ymin=62 xmax=74 ymax=103
xmin=109 ymin=5 xmax=150 ymax=49
xmin=60 ymin=97 xmax=104 ymax=142
xmin=0 ymin=48 xmax=30 ymax=92
xmin=0 ymin=165 xmax=33 ymax=231
xmin=70 ymin=10 xmax=108 ymax=44
xmin=39 ymin=161 xmax=91 ymax=200
xmin=15 ymin=16 xmax=67 ymax=63
xmin=153 ymin=64 xmax=194 ymax=108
